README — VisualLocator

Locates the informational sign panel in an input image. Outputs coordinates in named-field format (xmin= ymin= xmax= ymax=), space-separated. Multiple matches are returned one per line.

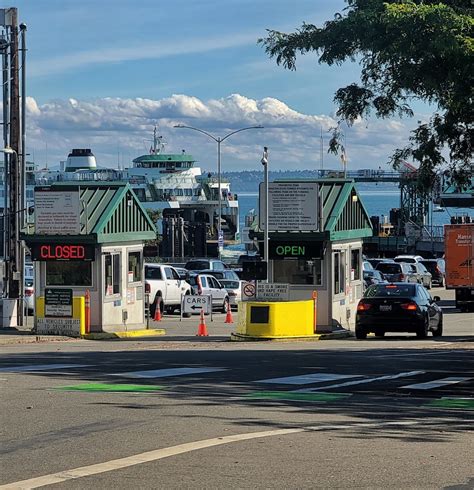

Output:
xmin=182 ymin=295 xmax=211 ymax=314
xmin=259 ymin=182 xmax=319 ymax=232
xmin=35 ymin=189 xmax=80 ymax=235
xmin=36 ymin=318 xmax=81 ymax=337
xmin=45 ymin=288 xmax=73 ymax=317
xmin=256 ymin=283 xmax=290 ymax=301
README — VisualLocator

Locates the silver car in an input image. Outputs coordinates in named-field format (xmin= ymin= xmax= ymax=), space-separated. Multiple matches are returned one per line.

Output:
xmin=407 ymin=262 xmax=432 ymax=289
xmin=188 ymin=273 xmax=229 ymax=312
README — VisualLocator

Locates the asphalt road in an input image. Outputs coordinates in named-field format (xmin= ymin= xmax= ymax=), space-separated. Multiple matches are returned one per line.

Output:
xmin=0 ymin=288 xmax=473 ymax=489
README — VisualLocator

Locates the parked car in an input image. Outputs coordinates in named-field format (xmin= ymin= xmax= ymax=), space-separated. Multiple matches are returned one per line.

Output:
xmin=201 ymin=269 xmax=241 ymax=281
xmin=363 ymin=269 xmax=387 ymax=288
xmin=174 ymin=267 xmax=190 ymax=281
xmin=184 ymin=259 xmax=228 ymax=271
xmin=144 ymin=264 xmax=192 ymax=317
xmin=420 ymin=259 xmax=445 ymax=287
xmin=375 ymin=262 xmax=416 ymax=283
xmin=238 ymin=253 xmax=261 ymax=265
xmin=407 ymin=262 xmax=432 ymax=289
xmin=394 ymin=255 xmax=424 ymax=264
xmin=363 ymin=260 xmax=374 ymax=271
xmin=187 ymin=273 xmax=229 ymax=312
xmin=219 ymin=279 xmax=241 ymax=308
xmin=355 ymin=283 xmax=443 ymax=339
xmin=367 ymin=258 xmax=395 ymax=268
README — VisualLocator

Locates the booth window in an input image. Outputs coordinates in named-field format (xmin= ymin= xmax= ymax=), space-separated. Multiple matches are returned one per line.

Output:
xmin=105 ymin=253 xmax=121 ymax=296
xmin=273 ymin=259 xmax=323 ymax=286
xmin=46 ymin=262 xmax=92 ymax=287
xmin=333 ymin=251 xmax=345 ymax=295
xmin=351 ymin=249 xmax=361 ymax=281
xmin=128 ymin=251 xmax=142 ymax=283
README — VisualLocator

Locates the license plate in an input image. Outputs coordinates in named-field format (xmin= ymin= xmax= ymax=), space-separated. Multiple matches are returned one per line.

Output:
xmin=379 ymin=305 xmax=392 ymax=312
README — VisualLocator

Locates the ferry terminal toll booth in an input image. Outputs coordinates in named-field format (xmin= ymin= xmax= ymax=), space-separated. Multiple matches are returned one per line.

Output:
xmin=23 ymin=182 xmax=157 ymax=335
xmin=255 ymin=179 xmax=373 ymax=333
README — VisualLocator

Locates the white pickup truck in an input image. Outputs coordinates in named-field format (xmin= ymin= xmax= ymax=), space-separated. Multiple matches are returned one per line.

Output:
xmin=145 ymin=263 xmax=192 ymax=317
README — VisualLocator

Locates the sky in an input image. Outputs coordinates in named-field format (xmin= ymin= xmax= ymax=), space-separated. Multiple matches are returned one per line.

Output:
xmin=1 ymin=0 xmax=427 ymax=173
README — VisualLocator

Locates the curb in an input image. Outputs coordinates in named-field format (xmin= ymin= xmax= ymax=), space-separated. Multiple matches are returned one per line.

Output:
xmin=82 ymin=329 xmax=166 ymax=340
xmin=230 ymin=330 xmax=352 ymax=342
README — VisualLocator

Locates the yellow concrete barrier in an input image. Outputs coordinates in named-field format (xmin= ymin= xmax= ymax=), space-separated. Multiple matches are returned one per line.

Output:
xmin=35 ymin=296 xmax=85 ymax=337
xmin=234 ymin=300 xmax=317 ymax=339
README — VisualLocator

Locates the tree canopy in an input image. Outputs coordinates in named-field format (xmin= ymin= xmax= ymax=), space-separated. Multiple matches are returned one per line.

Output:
xmin=260 ymin=0 xmax=473 ymax=186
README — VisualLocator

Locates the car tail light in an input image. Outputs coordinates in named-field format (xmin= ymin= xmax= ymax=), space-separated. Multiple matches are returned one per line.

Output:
xmin=357 ymin=301 xmax=372 ymax=311
xmin=401 ymin=301 xmax=417 ymax=311
xmin=25 ymin=289 xmax=33 ymax=297
xmin=228 ymin=291 xmax=236 ymax=296
xmin=400 ymin=274 xmax=405 ymax=281
xmin=145 ymin=282 xmax=151 ymax=294
xmin=197 ymin=276 xmax=203 ymax=295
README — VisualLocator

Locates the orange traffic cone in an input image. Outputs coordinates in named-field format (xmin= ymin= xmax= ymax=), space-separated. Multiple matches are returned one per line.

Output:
xmin=153 ymin=299 xmax=162 ymax=322
xmin=196 ymin=309 xmax=208 ymax=336
xmin=224 ymin=301 xmax=234 ymax=324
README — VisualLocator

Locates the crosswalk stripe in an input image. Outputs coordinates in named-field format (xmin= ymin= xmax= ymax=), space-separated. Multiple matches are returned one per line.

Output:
xmin=401 ymin=377 xmax=472 ymax=390
xmin=294 ymin=371 xmax=425 ymax=392
xmin=254 ymin=373 xmax=363 ymax=385
xmin=0 ymin=364 xmax=88 ymax=373
xmin=109 ymin=367 xmax=226 ymax=379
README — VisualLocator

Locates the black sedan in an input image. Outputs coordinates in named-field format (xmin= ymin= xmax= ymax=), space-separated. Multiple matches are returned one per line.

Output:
xmin=355 ymin=283 xmax=443 ymax=339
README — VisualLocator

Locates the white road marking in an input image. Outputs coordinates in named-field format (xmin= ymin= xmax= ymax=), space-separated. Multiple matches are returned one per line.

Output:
xmin=0 ymin=419 xmax=454 ymax=489
xmin=295 ymin=371 xmax=425 ymax=392
xmin=374 ymin=350 xmax=466 ymax=358
xmin=0 ymin=364 xmax=88 ymax=373
xmin=401 ymin=377 xmax=472 ymax=390
xmin=109 ymin=367 xmax=226 ymax=379
xmin=255 ymin=373 xmax=363 ymax=385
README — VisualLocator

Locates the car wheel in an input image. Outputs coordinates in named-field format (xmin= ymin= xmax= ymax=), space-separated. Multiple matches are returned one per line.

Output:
xmin=374 ymin=329 xmax=385 ymax=338
xmin=182 ymin=291 xmax=192 ymax=318
xmin=222 ymin=297 xmax=229 ymax=314
xmin=416 ymin=316 xmax=429 ymax=339
xmin=355 ymin=326 xmax=367 ymax=340
xmin=432 ymin=317 xmax=443 ymax=337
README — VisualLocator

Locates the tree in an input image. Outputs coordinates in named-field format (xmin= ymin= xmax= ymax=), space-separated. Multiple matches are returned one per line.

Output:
xmin=260 ymin=1 xmax=473 ymax=187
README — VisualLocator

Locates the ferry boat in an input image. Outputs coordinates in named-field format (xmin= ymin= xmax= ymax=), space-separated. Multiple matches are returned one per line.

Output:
xmin=30 ymin=127 xmax=240 ymax=247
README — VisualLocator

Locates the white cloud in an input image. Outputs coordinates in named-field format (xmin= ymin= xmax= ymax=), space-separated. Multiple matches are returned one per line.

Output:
xmin=25 ymin=93 xmax=420 ymax=172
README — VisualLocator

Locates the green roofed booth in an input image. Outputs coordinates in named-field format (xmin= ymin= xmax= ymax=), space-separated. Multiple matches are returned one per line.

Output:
xmin=254 ymin=179 xmax=373 ymax=333
xmin=23 ymin=182 xmax=157 ymax=335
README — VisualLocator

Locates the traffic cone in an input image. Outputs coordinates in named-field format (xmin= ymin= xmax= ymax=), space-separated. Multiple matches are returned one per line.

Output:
xmin=153 ymin=299 xmax=162 ymax=322
xmin=224 ymin=301 xmax=234 ymax=324
xmin=196 ymin=309 xmax=208 ymax=336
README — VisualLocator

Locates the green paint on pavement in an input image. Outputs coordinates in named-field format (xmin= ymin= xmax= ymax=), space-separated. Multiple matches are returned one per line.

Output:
xmin=245 ymin=391 xmax=351 ymax=403
xmin=55 ymin=383 xmax=165 ymax=393
xmin=427 ymin=398 xmax=474 ymax=410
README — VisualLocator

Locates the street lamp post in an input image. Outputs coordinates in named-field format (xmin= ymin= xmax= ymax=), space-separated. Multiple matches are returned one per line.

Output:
xmin=174 ymin=124 xmax=263 ymax=258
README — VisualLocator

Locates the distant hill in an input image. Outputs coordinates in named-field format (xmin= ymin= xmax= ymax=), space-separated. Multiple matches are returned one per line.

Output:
xmin=223 ymin=170 xmax=398 ymax=193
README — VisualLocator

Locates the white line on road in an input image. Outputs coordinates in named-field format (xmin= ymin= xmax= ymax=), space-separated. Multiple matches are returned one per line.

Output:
xmin=401 ymin=377 xmax=472 ymax=390
xmin=255 ymin=373 xmax=363 ymax=385
xmin=109 ymin=367 xmax=226 ymax=379
xmin=1 ymin=419 xmax=457 ymax=489
xmin=0 ymin=364 xmax=89 ymax=373
xmin=294 ymin=371 xmax=425 ymax=393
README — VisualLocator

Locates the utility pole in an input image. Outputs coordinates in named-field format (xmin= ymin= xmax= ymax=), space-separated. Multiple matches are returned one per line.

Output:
xmin=2 ymin=8 xmax=23 ymax=325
